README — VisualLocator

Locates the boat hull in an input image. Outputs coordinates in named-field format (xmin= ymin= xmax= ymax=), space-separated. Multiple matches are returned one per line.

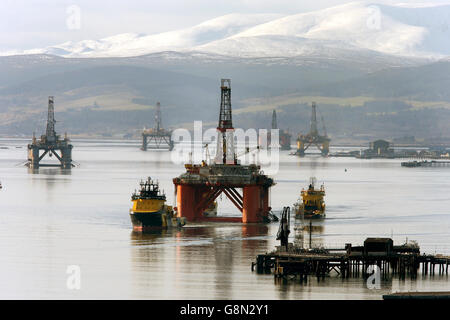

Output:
xmin=130 ymin=211 xmax=173 ymax=231
xmin=294 ymin=205 xmax=325 ymax=219
xmin=303 ymin=212 xmax=325 ymax=219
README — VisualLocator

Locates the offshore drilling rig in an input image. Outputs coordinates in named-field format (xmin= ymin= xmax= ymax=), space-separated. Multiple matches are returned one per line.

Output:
xmin=271 ymin=110 xmax=292 ymax=150
xmin=258 ymin=110 xmax=291 ymax=150
xmin=27 ymin=96 xmax=73 ymax=169
xmin=296 ymin=102 xmax=330 ymax=157
xmin=173 ymin=79 xmax=274 ymax=223
xmin=141 ymin=102 xmax=173 ymax=151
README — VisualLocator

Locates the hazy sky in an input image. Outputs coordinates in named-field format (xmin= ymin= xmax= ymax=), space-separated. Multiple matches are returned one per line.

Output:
xmin=1 ymin=0 xmax=450 ymax=51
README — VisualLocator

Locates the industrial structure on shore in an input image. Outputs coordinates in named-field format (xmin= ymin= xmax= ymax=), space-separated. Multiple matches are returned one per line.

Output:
xmin=357 ymin=139 xmax=394 ymax=158
xmin=173 ymin=79 xmax=275 ymax=223
xmin=26 ymin=96 xmax=73 ymax=169
xmin=331 ymin=139 xmax=450 ymax=159
xmin=296 ymin=102 xmax=330 ymax=157
xmin=141 ymin=102 xmax=173 ymax=151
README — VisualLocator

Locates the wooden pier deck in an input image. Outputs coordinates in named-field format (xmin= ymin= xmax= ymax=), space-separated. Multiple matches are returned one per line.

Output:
xmin=383 ymin=291 xmax=450 ymax=300
xmin=253 ymin=241 xmax=450 ymax=281
xmin=401 ymin=160 xmax=450 ymax=167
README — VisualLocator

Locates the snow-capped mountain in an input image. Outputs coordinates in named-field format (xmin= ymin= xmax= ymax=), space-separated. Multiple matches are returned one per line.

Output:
xmin=3 ymin=2 xmax=450 ymax=59
xmin=10 ymin=13 xmax=282 ymax=58
xmin=197 ymin=2 xmax=438 ymax=58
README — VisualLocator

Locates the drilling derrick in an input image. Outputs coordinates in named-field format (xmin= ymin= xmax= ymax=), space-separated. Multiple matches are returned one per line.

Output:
xmin=272 ymin=110 xmax=278 ymax=130
xmin=310 ymin=102 xmax=319 ymax=136
xmin=296 ymin=102 xmax=330 ymax=157
xmin=215 ymin=79 xmax=236 ymax=165
xmin=141 ymin=102 xmax=173 ymax=151
xmin=26 ymin=96 xmax=74 ymax=169
xmin=173 ymin=79 xmax=274 ymax=224
xmin=46 ymin=97 xmax=56 ymax=143
xmin=155 ymin=101 xmax=162 ymax=132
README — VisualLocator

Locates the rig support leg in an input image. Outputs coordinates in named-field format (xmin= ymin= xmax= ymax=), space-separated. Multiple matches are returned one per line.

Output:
xmin=261 ymin=186 xmax=270 ymax=221
xmin=61 ymin=145 xmax=73 ymax=169
xmin=321 ymin=141 xmax=329 ymax=156
xmin=243 ymin=185 xmax=261 ymax=223
xmin=176 ymin=184 xmax=197 ymax=221
xmin=142 ymin=134 xmax=148 ymax=151
xmin=296 ymin=141 xmax=305 ymax=157
xmin=28 ymin=146 xmax=40 ymax=169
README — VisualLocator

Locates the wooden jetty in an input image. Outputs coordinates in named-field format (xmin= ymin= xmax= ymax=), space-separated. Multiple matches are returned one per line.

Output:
xmin=253 ymin=238 xmax=450 ymax=281
xmin=383 ymin=291 xmax=450 ymax=300
xmin=401 ymin=160 xmax=450 ymax=167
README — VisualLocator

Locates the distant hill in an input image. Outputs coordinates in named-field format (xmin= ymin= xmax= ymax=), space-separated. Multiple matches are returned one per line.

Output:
xmin=0 ymin=51 xmax=449 ymax=142
xmin=2 ymin=1 xmax=449 ymax=142
xmin=302 ymin=59 xmax=450 ymax=101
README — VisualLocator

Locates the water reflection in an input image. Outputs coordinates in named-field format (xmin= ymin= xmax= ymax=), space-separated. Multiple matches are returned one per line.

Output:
xmin=129 ymin=223 xmax=270 ymax=299
xmin=27 ymin=168 xmax=73 ymax=202
xmin=28 ymin=168 xmax=72 ymax=175
xmin=2 ymin=138 xmax=449 ymax=299
xmin=241 ymin=224 xmax=269 ymax=251
xmin=273 ymin=263 xmax=425 ymax=300
xmin=293 ymin=217 xmax=325 ymax=249
xmin=213 ymin=238 xmax=234 ymax=298
xmin=296 ymin=155 xmax=329 ymax=170
xmin=130 ymin=229 xmax=169 ymax=244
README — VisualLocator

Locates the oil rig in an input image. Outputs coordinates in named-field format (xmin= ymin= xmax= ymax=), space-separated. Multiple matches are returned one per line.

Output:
xmin=296 ymin=102 xmax=330 ymax=157
xmin=271 ymin=110 xmax=291 ymax=150
xmin=27 ymin=96 xmax=73 ymax=169
xmin=258 ymin=110 xmax=291 ymax=150
xmin=141 ymin=102 xmax=173 ymax=151
xmin=173 ymin=79 xmax=275 ymax=223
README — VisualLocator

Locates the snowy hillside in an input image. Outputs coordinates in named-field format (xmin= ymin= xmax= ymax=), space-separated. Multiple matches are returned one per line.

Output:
xmin=200 ymin=2 xmax=449 ymax=58
xmin=2 ymin=2 xmax=450 ymax=59
xmin=13 ymin=13 xmax=282 ymax=58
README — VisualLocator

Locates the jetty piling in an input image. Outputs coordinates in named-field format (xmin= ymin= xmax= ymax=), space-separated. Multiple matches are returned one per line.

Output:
xmin=254 ymin=238 xmax=449 ymax=282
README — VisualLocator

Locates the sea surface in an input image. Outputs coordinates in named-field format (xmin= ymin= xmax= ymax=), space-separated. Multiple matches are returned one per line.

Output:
xmin=0 ymin=138 xmax=449 ymax=299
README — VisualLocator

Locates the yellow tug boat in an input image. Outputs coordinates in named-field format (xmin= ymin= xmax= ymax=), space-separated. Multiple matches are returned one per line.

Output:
xmin=203 ymin=201 xmax=218 ymax=217
xmin=294 ymin=177 xmax=326 ymax=219
xmin=130 ymin=177 xmax=185 ymax=230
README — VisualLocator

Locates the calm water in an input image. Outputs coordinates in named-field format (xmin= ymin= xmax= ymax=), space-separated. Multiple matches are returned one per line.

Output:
xmin=0 ymin=138 xmax=449 ymax=299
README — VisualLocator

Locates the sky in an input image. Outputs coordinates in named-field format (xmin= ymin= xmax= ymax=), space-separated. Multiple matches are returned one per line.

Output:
xmin=1 ymin=0 xmax=450 ymax=51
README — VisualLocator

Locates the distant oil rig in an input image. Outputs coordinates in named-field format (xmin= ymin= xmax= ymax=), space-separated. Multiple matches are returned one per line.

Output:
xmin=262 ymin=110 xmax=292 ymax=150
xmin=296 ymin=102 xmax=330 ymax=157
xmin=26 ymin=96 xmax=73 ymax=169
xmin=141 ymin=102 xmax=173 ymax=151
xmin=173 ymin=79 xmax=274 ymax=223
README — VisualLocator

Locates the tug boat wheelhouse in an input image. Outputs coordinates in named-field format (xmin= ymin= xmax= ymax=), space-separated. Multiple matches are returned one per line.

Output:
xmin=294 ymin=177 xmax=326 ymax=219
xmin=130 ymin=177 xmax=184 ymax=230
